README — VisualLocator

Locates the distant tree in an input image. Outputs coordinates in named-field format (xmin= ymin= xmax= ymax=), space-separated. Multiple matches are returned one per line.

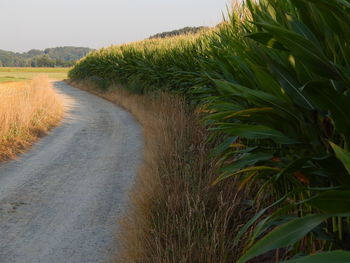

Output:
xmin=0 ymin=46 xmax=93 ymax=67
xmin=26 ymin=49 xmax=44 ymax=57
xmin=31 ymin=59 xmax=37 ymax=67
xmin=35 ymin=55 xmax=56 ymax=67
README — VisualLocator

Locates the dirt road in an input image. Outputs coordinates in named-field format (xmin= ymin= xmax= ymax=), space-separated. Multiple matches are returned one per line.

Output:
xmin=0 ymin=82 xmax=143 ymax=263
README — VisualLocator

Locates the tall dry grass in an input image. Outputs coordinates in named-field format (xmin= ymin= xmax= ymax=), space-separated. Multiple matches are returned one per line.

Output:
xmin=0 ymin=77 xmax=64 ymax=161
xmin=70 ymin=81 xmax=252 ymax=263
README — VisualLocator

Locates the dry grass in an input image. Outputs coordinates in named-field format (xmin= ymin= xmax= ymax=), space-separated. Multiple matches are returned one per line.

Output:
xmin=70 ymin=80 xmax=252 ymax=263
xmin=0 ymin=77 xmax=64 ymax=161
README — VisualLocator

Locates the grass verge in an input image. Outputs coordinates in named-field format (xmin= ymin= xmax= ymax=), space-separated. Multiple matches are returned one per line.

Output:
xmin=0 ymin=77 xmax=64 ymax=161
xmin=69 ymin=80 xmax=253 ymax=263
xmin=0 ymin=67 xmax=69 ymax=83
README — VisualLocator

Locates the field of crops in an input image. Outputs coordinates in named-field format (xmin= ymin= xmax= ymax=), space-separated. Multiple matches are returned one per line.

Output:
xmin=0 ymin=67 xmax=69 ymax=83
xmin=70 ymin=0 xmax=350 ymax=262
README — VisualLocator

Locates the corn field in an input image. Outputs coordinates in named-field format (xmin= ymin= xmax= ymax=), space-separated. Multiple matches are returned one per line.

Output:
xmin=70 ymin=0 xmax=350 ymax=262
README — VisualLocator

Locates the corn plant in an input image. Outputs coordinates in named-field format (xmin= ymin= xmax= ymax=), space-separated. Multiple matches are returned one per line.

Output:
xmin=69 ymin=0 xmax=350 ymax=261
xmin=199 ymin=1 xmax=350 ymax=262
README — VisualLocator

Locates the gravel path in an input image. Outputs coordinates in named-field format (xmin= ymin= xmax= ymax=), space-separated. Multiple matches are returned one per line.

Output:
xmin=0 ymin=81 xmax=143 ymax=263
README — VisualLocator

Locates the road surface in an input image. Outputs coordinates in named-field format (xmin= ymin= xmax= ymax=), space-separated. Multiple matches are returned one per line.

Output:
xmin=0 ymin=82 xmax=143 ymax=263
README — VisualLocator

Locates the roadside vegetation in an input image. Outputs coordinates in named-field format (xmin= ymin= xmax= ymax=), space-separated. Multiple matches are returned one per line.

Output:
xmin=70 ymin=0 xmax=350 ymax=262
xmin=69 ymin=81 xmax=252 ymax=262
xmin=0 ymin=77 xmax=64 ymax=161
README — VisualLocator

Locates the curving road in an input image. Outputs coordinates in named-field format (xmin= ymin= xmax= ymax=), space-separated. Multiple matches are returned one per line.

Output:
xmin=0 ymin=82 xmax=143 ymax=263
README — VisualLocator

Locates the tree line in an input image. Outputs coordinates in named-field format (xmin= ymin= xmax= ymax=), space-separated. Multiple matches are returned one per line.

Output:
xmin=0 ymin=47 xmax=93 ymax=67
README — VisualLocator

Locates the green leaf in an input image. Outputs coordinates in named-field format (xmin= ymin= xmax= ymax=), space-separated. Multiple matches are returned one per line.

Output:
xmin=246 ymin=32 xmax=288 ymax=51
xmin=223 ymin=107 xmax=274 ymax=119
xmin=329 ymin=142 xmax=350 ymax=174
xmin=216 ymin=123 xmax=298 ymax=144
xmin=283 ymin=251 xmax=350 ymax=263
xmin=209 ymin=136 xmax=238 ymax=158
xmin=308 ymin=190 xmax=350 ymax=213
xmin=250 ymin=66 xmax=287 ymax=100
xmin=313 ymin=155 xmax=350 ymax=185
xmin=268 ymin=62 xmax=314 ymax=110
xmin=303 ymin=0 xmax=350 ymax=9
xmin=219 ymin=152 xmax=274 ymax=177
xmin=233 ymin=195 xmax=288 ymax=247
xmin=213 ymin=166 xmax=280 ymax=185
xmin=213 ymin=79 xmax=303 ymax=122
xmin=255 ymin=22 xmax=340 ymax=79
xmin=303 ymin=82 xmax=350 ymax=134
xmin=274 ymin=158 xmax=309 ymax=182
xmin=237 ymin=214 xmax=329 ymax=263
xmin=288 ymin=15 xmax=321 ymax=47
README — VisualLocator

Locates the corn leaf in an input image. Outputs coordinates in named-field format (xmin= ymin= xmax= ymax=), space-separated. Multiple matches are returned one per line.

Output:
xmin=255 ymin=22 xmax=340 ymax=79
xmin=233 ymin=195 xmax=288 ymax=247
xmin=246 ymin=32 xmax=288 ymax=51
xmin=237 ymin=214 xmax=329 ymax=263
xmin=216 ymin=123 xmax=298 ymax=144
xmin=282 ymin=251 xmax=350 ymax=263
xmin=219 ymin=152 xmax=274 ymax=176
xmin=213 ymin=79 xmax=303 ymax=122
xmin=329 ymin=142 xmax=350 ymax=174
xmin=308 ymin=190 xmax=350 ymax=213
xmin=213 ymin=166 xmax=280 ymax=185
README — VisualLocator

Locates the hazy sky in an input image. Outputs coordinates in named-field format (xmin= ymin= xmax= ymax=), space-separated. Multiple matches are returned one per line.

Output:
xmin=0 ymin=0 xmax=229 ymax=52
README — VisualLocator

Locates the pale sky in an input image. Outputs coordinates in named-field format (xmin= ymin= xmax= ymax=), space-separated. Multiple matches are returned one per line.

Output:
xmin=0 ymin=0 xmax=229 ymax=52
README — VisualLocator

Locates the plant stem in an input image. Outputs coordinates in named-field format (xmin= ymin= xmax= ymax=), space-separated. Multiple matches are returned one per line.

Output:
xmin=338 ymin=216 xmax=343 ymax=241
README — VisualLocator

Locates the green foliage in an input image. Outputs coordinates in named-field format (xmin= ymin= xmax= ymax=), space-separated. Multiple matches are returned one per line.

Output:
xmin=0 ymin=47 xmax=93 ymax=67
xmin=330 ymin=142 xmax=350 ymax=174
xmin=70 ymin=0 xmax=350 ymax=261
xmin=237 ymin=214 xmax=330 ymax=263
xmin=282 ymin=251 xmax=350 ymax=263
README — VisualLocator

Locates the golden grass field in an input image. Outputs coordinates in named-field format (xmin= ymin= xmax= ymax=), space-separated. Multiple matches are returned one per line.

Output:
xmin=0 ymin=67 xmax=69 ymax=83
xmin=0 ymin=77 xmax=64 ymax=161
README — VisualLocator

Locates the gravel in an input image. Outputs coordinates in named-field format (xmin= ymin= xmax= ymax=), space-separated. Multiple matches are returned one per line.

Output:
xmin=0 ymin=81 xmax=143 ymax=263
